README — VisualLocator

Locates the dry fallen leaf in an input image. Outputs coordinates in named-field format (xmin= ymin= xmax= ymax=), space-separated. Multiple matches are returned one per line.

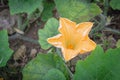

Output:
xmin=13 ymin=45 xmax=26 ymax=60
xmin=29 ymin=49 xmax=37 ymax=58
xmin=14 ymin=27 xmax=24 ymax=34
xmin=0 ymin=78 xmax=3 ymax=80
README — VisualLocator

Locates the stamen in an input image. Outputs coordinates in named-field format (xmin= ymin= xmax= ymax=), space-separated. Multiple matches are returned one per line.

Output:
xmin=67 ymin=44 xmax=74 ymax=49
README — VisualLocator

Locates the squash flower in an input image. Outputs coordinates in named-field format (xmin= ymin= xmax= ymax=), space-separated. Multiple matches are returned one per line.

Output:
xmin=47 ymin=18 xmax=96 ymax=61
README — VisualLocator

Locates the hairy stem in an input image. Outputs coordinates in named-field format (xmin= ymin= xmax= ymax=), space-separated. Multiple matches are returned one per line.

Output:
xmin=9 ymin=33 xmax=39 ymax=44
xmin=104 ymin=27 xmax=120 ymax=35
xmin=64 ymin=63 xmax=73 ymax=80
xmin=104 ymin=0 xmax=109 ymax=16
xmin=56 ymin=48 xmax=73 ymax=79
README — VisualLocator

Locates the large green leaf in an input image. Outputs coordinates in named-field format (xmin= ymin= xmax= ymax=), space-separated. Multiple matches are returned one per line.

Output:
xmin=41 ymin=0 xmax=55 ymax=21
xmin=43 ymin=68 xmax=66 ymax=80
xmin=38 ymin=18 xmax=59 ymax=49
xmin=54 ymin=0 xmax=102 ymax=23
xmin=74 ymin=46 xmax=120 ymax=80
xmin=22 ymin=53 xmax=70 ymax=80
xmin=110 ymin=0 xmax=120 ymax=10
xmin=0 ymin=30 xmax=13 ymax=67
xmin=9 ymin=0 xmax=43 ymax=15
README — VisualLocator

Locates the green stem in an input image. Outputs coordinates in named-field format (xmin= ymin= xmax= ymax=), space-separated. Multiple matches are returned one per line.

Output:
xmin=55 ymin=48 xmax=73 ymax=79
xmin=64 ymin=63 xmax=73 ymax=79
xmin=17 ymin=15 xmax=23 ymax=29
xmin=104 ymin=27 xmax=120 ymax=35
xmin=56 ymin=48 xmax=63 ymax=58
xmin=104 ymin=0 xmax=109 ymax=16
xmin=22 ymin=19 xmax=29 ymax=31
xmin=17 ymin=14 xmax=29 ymax=31
xmin=9 ymin=33 xmax=39 ymax=44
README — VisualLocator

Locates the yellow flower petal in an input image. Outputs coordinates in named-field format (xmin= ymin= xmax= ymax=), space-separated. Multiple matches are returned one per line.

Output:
xmin=47 ymin=17 xmax=96 ymax=61
xmin=61 ymin=47 xmax=79 ymax=61
xmin=76 ymin=22 xmax=93 ymax=37
xmin=59 ymin=18 xmax=76 ymax=34
xmin=58 ymin=18 xmax=77 ymax=49
xmin=59 ymin=18 xmax=76 ymax=40
xmin=76 ymin=36 xmax=96 ymax=54
xmin=47 ymin=34 xmax=63 ymax=48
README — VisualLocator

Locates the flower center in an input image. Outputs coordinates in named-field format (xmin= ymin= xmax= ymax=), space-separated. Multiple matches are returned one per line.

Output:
xmin=67 ymin=44 xmax=74 ymax=49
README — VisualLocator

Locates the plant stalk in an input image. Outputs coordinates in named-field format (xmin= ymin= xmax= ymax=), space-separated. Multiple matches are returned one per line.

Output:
xmin=104 ymin=0 xmax=109 ymax=16
xmin=56 ymin=48 xmax=73 ymax=79
xmin=64 ymin=63 xmax=73 ymax=80
xmin=9 ymin=33 xmax=39 ymax=44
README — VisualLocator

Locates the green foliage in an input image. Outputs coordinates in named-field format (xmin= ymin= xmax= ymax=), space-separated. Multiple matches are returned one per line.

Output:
xmin=0 ymin=30 xmax=13 ymax=67
xmin=43 ymin=68 xmax=66 ymax=80
xmin=54 ymin=0 xmax=102 ymax=23
xmin=9 ymin=0 xmax=43 ymax=15
xmin=22 ymin=53 xmax=70 ymax=80
xmin=38 ymin=18 xmax=59 ymax=49
xmin=116 ymin=39 xmax=120 ymax=48
xmin=28 ymin=4 xmax=44 ymax=20
xmin=110 ymin=0 xmax=120 ymax=10
xmin=74 ymin=45 xmax=120 ymax=80
xmin=41 ymin=0 xmax=55 ymax=21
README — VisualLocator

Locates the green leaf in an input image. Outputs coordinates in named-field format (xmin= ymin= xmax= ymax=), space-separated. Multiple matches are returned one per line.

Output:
xmin=0 ymin=30 xmax=13 ymax=67
xmin=41 ymin=0 xmax=55 ymax=21
xmin=116 ymin=39 xmax=120 ymax=48
xmin=43 ymin=68 xmax=66 ymax=80
xmin=9 ymin=0 xmax=43 ymax=15
xmin=54 ymin=0 xmax=102 ymax=23
xmin=110 ymin=0 xmax=120 ymax=10
xmin=38 ymin=18 xmax=59 ymax=49
xmin=74 ymin=45 xmax=120 ymax=80
xmin=22 ymin=53 xmax=70 ymax=80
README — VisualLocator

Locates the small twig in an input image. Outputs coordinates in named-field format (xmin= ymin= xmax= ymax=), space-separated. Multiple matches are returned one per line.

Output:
xmin=9 ymin=33 xmax=39 ymax=44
